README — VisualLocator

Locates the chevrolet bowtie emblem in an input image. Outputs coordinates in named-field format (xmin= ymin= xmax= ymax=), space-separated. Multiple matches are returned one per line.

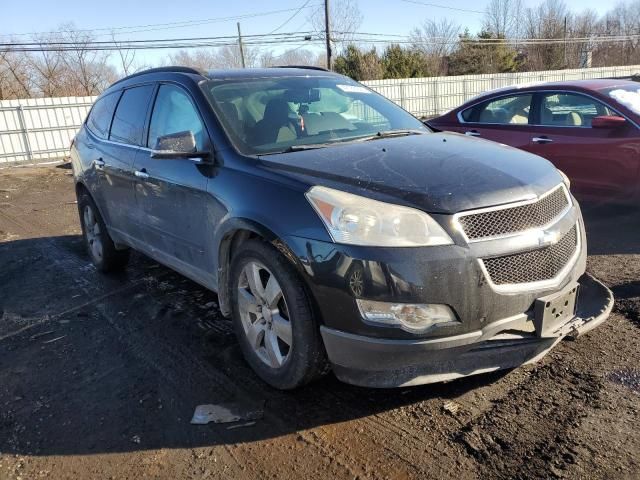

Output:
xmin=538 ymin=230 xmax=559 ymax=247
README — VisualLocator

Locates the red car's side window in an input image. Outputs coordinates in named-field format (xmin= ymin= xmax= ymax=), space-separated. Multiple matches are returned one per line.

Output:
xmin=462 ymin=94 xmax=533 ymax=125
xmin=538 ymin=93 xmax=613 ymax=128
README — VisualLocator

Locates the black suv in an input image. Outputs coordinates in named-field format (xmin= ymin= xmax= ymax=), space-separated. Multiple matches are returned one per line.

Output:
xmin=70 ymin=66 xmax=613 ymax=389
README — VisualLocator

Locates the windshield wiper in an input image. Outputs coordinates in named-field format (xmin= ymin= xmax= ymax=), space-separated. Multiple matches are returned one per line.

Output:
xmin=358 ymin=129 xmax=426 ymax=142
xmin=257 ymin=130 xmax=425 ymax=155
xmin=258 ymin=143 xmax=335 ymax=155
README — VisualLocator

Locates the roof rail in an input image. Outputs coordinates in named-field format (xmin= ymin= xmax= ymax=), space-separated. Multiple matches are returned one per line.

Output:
xmin=111 ymin=66 xmax=206 ymax=86
xmin=271 ymin=65 xmax=330 ymax=72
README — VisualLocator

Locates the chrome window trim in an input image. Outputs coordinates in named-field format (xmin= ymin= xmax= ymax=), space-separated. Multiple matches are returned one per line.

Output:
xmin=452 ymin=184 xmax=572 ymax=244
xmin=86 ymin=127 xmax=152 ymax=152
xmin=477 ymin=222 xmax=582 ymax=294
xmin=457 ymin=89 xmax=639 ymax=130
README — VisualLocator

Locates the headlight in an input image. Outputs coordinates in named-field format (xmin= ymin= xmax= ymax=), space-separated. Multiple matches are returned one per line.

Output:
xmin=558 ymin=169 xmax=571 ymax=189
xmin=305 ymin=186 xmax=453 ymax=247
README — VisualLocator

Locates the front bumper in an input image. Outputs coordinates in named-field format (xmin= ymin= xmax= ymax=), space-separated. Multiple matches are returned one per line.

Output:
xmin=320 ymin=273 xmax=613 ymax=388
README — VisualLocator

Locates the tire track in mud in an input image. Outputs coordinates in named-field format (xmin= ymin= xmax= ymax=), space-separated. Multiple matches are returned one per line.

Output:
xmin=454 ymin=361 xmax=604 ymax=479
xmin=2 ymin=201 xmax=372 ymax=478
xmin=0 ymin=167 xmax=566 ymax=478
xmin=4 ymin=169 xmax=638 ymax=479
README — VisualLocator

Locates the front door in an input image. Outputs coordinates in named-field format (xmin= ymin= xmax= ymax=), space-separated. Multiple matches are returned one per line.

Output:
xmin=527 ymin=92 xmax=640 ymax=200
xmin=132 ymin=83 xmax=211 ymax=277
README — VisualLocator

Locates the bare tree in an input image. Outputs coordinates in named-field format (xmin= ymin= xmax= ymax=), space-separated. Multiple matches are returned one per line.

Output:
xmin=409 ymin=18 xmax=459 ymax=76
xmin=596 ymin=1 xmax=640 ymax=67
xmin=261 ymin=47 xmax=321 ymax=67
xmin=110 ymin=32 xmax=138 ymax=76
xmin=523 ymin=0 xmax=568 ymax=70
xmin=215 ymin=44 xmax=259 ymax=68
xmin=27 ymin=33 xmax=67 ymax=97
xmin=0 ymin=47 xmax=34 ymax=99
xmin=308 ymin=0 xmax=363 ymax=52
xmin=483 ymin=0 xmax=524 ymax=38
xmin=169 ymin=45 xmax=259 ymax=70
xmin=58 ymin=24 xmax=116 ymax=95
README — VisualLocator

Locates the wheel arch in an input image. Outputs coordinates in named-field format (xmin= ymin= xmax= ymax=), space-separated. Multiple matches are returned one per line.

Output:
xmin=216 ymin=218 xmax=310 ymax=318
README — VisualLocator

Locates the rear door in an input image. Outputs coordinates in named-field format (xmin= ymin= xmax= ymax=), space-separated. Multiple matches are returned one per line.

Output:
xmin=101 ymin=84 xmax=155 ymax=235
xmin=132 ymin=83 xmax=211 ymax=277
xmin=81 ymin=91 xmax=122 ymax=227
xmin=447 ymin=93 xmax=535 ymax=150
xmin=527 ymin=91 xmax=640 ymax=200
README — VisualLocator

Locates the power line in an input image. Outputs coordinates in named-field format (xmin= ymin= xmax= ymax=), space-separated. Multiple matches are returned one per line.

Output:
xmin=268 ymin=0 xmax=313 ymax=35
xmin=5 ymin=31 xmax=638 ymax=47
xmin=399 ymin=0 xmax=485 ymax=15
xmin=4 ymin=30 xmax=640 ymax=54
xmin=0 ymin=4 xmax=323 ymax=40
xmin=0 ymin=31 xmax=318 ymax=47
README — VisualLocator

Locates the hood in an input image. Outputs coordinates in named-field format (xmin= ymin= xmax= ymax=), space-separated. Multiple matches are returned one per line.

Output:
xmin=258 ymin=132 xmax=564 ymax=214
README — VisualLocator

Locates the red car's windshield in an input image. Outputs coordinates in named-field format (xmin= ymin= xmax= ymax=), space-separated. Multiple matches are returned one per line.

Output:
xmin=605 ymin=85 xmax=640 ymax=116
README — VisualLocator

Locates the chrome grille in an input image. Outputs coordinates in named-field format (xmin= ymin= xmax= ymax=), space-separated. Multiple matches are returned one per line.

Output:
xmin=457 ymin=186 xmax=570 ymax=241
xmin=481 ymin=226 xmax=578 ymax=286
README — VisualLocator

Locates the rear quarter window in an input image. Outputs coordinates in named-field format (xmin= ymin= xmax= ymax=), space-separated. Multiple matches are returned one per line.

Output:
xmin=86 ymin=92 xmax=120 ymax=139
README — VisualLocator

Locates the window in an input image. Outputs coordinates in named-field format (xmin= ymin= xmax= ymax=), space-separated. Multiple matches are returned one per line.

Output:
xmin=86 ymin=92 xmax=120 ymax=139
xmin=463 ymin=94 xmax=533 ymax=125
xmin=539 ymin=93 xmax=612 ymax=127
xmin=148 ymin=85 xmax=205 ymax=150
xmin=201 ymin=77 xmax=427 ymax=155
xmin=109 ymin=85 xmax=154 ymax=146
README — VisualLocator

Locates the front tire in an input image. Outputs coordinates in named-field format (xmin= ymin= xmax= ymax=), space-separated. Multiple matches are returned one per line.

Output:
xmin=230 ymin=239 xmax=328 ymax=390
xmin=77 ymin=192 xmax=130 ymax=273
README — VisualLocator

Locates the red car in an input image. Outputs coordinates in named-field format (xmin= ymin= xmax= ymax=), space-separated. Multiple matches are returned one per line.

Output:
xmin=428 ymin=79 xmax=640 ymax=203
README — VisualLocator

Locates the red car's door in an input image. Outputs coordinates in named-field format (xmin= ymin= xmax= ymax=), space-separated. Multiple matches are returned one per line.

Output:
xmin=527 ymin=92 xmax=640 ymax=201
xmin=442 ymin=93 xmax=535 ymax=151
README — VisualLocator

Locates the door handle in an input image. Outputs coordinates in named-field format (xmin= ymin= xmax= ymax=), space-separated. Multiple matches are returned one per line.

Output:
xmin=134 ymin=169 xmax=150 ymax=180
xmin=93 ymin=158 xmax=105 ymax=169
xmin=532 ymin=136 xmax=553 ymax=144
xmin=465 ymin=130 xmax=481 ymax=137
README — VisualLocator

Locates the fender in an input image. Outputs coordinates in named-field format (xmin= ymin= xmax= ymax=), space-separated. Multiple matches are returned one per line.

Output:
xmin=214 ymin=217 xmax=303 ymax=317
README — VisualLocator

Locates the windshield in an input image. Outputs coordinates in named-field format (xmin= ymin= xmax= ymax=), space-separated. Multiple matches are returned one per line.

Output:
xmin=201 ymin=75 xmax=428 ymax=155
xmin=606 ymin=85 xmax=640 ymax=116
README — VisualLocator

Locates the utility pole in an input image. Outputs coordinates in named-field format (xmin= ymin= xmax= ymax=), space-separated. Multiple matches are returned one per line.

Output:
xmin=237 ymin=22 xmax=246 ymax=68
xmin=324 ymin=0 xmax=332 ymax=70
xmin=563 ymin=16 xmax=568 ymax=67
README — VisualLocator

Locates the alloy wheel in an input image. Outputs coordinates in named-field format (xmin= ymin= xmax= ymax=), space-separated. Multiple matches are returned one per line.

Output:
xmin=83 ymin=205 xmax=103 ymax=262
xmin=237 ymin=260 xmax=293 ymax=368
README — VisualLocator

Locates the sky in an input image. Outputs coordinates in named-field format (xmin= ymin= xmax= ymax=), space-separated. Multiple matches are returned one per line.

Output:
xmin=0 ymin=0 xmax=614 ymax=68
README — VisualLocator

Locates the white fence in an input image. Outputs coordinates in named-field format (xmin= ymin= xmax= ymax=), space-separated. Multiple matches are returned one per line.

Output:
xmin=0 ymin=96 xmax=94 ymax=165
xmin=364 ymin=64 xmax=640 ymax=119
xmin=1 ymin=64 xmax=639 ymax=165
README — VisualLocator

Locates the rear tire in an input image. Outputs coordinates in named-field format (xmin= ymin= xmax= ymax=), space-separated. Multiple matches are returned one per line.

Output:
xmin=77 ymin=192 xmax=130 ymax=273
xmin=230 ymin=239 xmax=328 ymax=390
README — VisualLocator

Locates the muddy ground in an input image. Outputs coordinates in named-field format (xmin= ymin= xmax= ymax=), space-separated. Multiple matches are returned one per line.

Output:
xmin=0 ymin=165 xmax=638 ymax=480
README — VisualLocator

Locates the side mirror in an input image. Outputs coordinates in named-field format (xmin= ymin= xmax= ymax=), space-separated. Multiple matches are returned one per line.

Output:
xmin=151 ymin=131 xmax=211 ymax=162
xmin=592 ymin=115 xmax=627 ymax=129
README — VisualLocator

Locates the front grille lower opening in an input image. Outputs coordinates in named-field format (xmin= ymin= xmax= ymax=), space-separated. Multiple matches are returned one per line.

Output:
xmin=482 ymin=225 xmax=578 ymax=286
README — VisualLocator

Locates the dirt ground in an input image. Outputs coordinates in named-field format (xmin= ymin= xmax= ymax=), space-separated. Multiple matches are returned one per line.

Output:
xmin=0 ymin=164 xmax=638 ymax=480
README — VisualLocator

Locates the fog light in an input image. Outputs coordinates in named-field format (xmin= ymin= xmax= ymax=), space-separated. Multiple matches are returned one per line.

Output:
xmin=356 ymin=299 xmax=458 ymax=333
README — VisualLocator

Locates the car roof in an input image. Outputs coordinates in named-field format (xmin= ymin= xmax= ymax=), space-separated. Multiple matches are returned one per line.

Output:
xmin=474 ymin=79 xmax=637 ymax=99
xmin=205 ymin=67 xmax=341 ymax=80
xmin=110 ymin=65 xmax=340 ymax=88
